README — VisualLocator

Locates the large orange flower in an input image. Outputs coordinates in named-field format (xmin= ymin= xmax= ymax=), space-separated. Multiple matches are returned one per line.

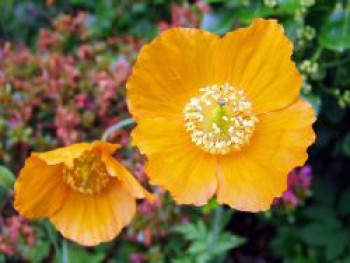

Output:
xmin=127 ymin=19 xmax=316 ymax=212
xmin=14 ymin=141 xmax=152 ymax=246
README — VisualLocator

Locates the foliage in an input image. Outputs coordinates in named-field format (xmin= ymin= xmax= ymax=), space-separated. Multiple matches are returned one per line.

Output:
xmin=0 ymin=0 xmax=349 ymax=262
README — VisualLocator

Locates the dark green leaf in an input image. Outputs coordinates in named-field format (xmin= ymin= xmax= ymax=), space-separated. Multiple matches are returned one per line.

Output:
xmin=342 ymin=133 xmax=350 ymax=158
xmin=338 ymin=188 xmax=350 ymax=216
xmin=319 ymin=5 xmax=350 ymax=52
xmin=299 ymin=223 xmax=338 ymax=246
xmin=0 ymin=165 xmax=15 ymax=189
xmin=325 ymin=232 xmax=348 ymax=260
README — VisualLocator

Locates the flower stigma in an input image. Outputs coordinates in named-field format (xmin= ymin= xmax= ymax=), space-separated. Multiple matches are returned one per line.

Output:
xmin=63 ymin=150 xmax=110 ymax=194
xmin=183 ymin=83 xmax=258 ymax=154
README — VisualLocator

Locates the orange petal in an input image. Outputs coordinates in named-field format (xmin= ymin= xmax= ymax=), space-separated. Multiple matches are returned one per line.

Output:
xmin=127 ymin=28 xmax=219 ymax=122
xmin=132 ymin=117 xmax=189 ymax=156
xmin=216 ymin=99 xmax=315 ymax=211
xmin=133 ymin=118 xmax=217 ymax=205
xmin=215 ymin=18 xmax=301 ymax=114
xmin=92 ymin=141 xmax=120 ymax=155
xmin=101 ymin=154 xmax=155 ymax=201
xmin=34 ymin=143 xmax=92 ymax=167
xmin=14 ymin=155 xmax=69 ymax=218
xmin=50 ymin=179 xmax=136 ymax=246
xmin=33 ymin=141 xmax=119 ymax=168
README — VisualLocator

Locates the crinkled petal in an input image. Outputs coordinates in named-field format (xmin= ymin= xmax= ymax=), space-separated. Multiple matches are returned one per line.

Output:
xmin=14 ymin=155 xmax=69 ymax=218
xmin=216 ymin=99 xmax=315 ymax=211
xmin=127 ymin=28 xmax=219 ymax=121
xmin=133 ymin=118 xmax=217 ymax=205
xmin=33 ymin=141 xmax=119 ymax=167
xmin=50 ymin=179 xmax=135 ymax=246
xmin=101 ymin=154 xmax=155 ymax=201
xmin=215 ymin=18 xmax=301 ymax=114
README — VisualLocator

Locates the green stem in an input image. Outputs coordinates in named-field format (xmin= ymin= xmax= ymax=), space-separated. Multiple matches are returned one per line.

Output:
xmin=206 ymin=205 xmax=224 ymax=262
xmin=44 ymin=221 xmax=62 ymax=262
xmin=101 ymin=118 xmax=135 ymax=141
xmin=212 ymin=205 xmax=223 ymax=238
xmin=62 ymin=239 xmax=68 ymax=263
xmin=311 ymin=46 xmax=323 ymax=62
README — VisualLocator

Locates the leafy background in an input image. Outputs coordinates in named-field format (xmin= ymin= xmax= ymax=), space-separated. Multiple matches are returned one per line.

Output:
xmin=0 ymin=0 xmax=350 ymax=262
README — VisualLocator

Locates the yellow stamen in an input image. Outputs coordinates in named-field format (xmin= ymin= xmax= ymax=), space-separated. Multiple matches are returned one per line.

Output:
xmin=183 ymin=83 xmax=258 ymax=154
xmin=63 ymin=151 xmax=110 ymax=194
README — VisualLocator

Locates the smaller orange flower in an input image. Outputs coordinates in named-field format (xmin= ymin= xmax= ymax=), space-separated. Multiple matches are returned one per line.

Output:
xmin=14 ymin=141 xmax=152 ymax=246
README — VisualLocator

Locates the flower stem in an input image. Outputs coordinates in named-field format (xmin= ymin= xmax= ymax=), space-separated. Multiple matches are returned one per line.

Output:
xmin=101 ymin=118 xmax=135 ymax=141
xmin=213 ymin=205 xmax=223 ymax=238
xmin=206 ymin=205 xmax=224 ymax=261
xmin=62 ymin=239 xmax=68 ymax=263
xmin=44 ymin=220 xmax=62 ymax=262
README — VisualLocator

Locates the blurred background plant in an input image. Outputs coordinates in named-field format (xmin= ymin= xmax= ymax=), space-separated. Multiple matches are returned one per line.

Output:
xmin=0 ymin=0 xmax=349 ymax=262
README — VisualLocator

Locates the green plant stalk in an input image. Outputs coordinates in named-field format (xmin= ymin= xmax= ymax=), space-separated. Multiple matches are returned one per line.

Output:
xmin=62 ymin=239 xmax=68 ymax=263
xmin=207 ymin=205 xmax=224 ymax=262
xmin=101 ymin=118 xmax=135 ymax=141
xmin=44 ymin=221 xmax=62 ymax=262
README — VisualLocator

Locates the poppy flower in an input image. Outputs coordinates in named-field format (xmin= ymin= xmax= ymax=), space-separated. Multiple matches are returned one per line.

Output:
xmin=14 ymin=141 xmax=152 ymax=246
xmin=127 ymin=19 xmax=316 ymax=212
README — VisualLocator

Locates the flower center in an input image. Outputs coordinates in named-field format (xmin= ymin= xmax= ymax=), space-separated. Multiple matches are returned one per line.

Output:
xmin=63 ymin=151 xmax=110 ymax=194
xmin=183 ymin=84 xmax=258 ymax=155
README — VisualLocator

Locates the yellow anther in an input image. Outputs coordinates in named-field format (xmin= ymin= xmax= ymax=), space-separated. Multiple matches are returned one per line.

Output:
xmin=183 ymin=84 xmax=258 ymax=155
xmin=63 ymin=151 xmax=110 ymax=194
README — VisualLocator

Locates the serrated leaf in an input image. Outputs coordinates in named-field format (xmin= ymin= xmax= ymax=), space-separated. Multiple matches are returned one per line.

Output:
xmin=173 ymin=222 xmax=207 ymax=241
xmin=0 ymin=165 xmax=15 ymax=189
xmin=195 ymin=253 xmax=211 ymax=263
xmin=196 ymin=221 xmax=207 ymax=238
xmin=188 ymin=240 xmax=207 ymax=254
xmin=212 ymin=233 xmax=245 ymax=255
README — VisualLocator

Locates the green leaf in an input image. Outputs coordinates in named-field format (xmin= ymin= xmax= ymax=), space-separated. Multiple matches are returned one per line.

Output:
xmin=0 ymin=165 xmax=15 ymax=189
xmin=303 ymin=206 xmax=334 ymax=221
xmin=212 ymin=233 xmax=245 ymax=255
xmin=319 ymin=4 xmax=350 ymax=52
xmin=302 ymin=93 xmax=322 ymax=116
xmin=173 ymin=221 xmax=207 ymax=241
xmin=278 ymin=0 xmax=301 ymax=14
xmin=325 ymin=232 xmax=348 ymax=260
xmin=171 ymin=257 xmax=193 ymax=263
xmin=67 ymin=242 xmax=105 ymax=263
xmin=201 ymin=12 xmax=233 ymax=35
xmin=202 ymin=198 xmax=219 ymax=214
xmin=342 ymin=133 xmax=350 ymax=158
xmin=195 ymin=253 xmax=211 ymax=263
xmin=299 ymin=223 xmax=338 ymax=246
xmin=188 ymin=240 xmax=207 ymax=254
xmin=338 ymin=188 xmax=350 ymax=216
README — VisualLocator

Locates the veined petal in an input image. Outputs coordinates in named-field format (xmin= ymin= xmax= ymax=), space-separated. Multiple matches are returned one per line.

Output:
xmin=14 ymin=155 xmax=69 ymax=218
xmin=101 ymin=154 xmax=155 ymax=201
xmin=33 ymin=141 xmax=119 ymax=168
xmin=217 ymin=99 xmax=315 ymax=211
xmin=215 ymin=19 xmax=301 ymax=114
xmin=133 ymin=118 xmax=217 ymax=205
xmin=50 ymin=179 xmax=135 ymax=246
xmin=127 ymin=28 xmax=219 ymax=122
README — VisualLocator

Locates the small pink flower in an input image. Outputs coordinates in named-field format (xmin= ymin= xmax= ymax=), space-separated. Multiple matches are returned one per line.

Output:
xmin=130 ymin=253 xmax=146 ymax=263
xmin=282 ymin=190 xmax=298 ymax=207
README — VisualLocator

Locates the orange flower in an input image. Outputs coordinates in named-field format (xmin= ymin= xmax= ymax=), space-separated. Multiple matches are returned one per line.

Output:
xmin=127 ymin=19 xmax=316 ymax=212
xmin=14 ymin=141 xmax=152 ymax=246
